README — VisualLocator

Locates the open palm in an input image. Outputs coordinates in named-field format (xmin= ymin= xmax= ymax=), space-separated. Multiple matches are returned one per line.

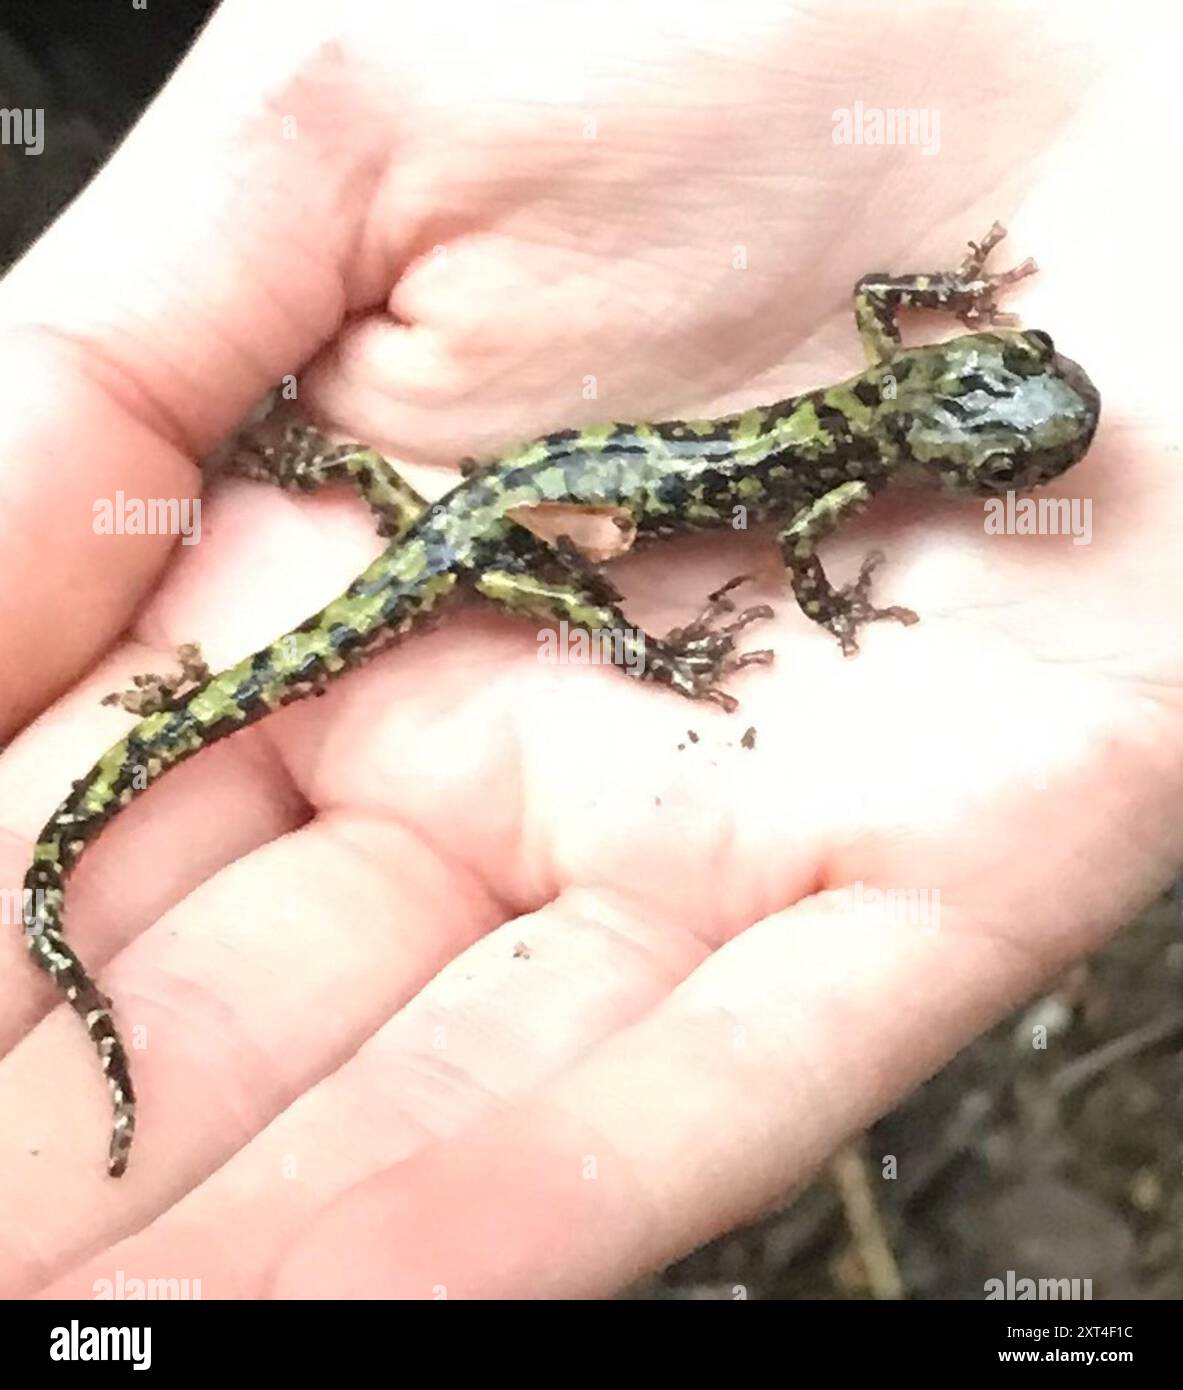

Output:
xmin=0 ymin=1 xmax=1178 ymax=1298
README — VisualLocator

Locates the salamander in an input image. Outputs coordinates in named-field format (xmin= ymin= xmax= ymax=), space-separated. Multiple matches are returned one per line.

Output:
xmin=21 ymin=223 xmax=1101 ymax=1176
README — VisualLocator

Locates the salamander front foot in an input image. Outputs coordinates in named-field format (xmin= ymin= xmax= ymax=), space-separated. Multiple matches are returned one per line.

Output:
xmin=826 ymin=551 xmax=919 ymax=657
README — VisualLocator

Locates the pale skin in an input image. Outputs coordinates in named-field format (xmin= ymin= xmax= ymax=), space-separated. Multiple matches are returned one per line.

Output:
xmin=0 ymin=1 xmax=1179 ymax=1298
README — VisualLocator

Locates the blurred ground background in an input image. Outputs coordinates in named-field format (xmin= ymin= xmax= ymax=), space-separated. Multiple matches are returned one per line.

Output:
xmin=3 ymin=0 xmax=1179 ymax=1301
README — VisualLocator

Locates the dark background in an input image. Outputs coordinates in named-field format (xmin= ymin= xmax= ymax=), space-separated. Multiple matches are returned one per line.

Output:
xmin=2 ymin=0 xmax=1179 ymax=1300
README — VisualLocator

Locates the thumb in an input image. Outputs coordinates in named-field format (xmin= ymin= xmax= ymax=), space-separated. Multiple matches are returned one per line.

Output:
xmin=0 ymin=0 xmax=401 ymax=732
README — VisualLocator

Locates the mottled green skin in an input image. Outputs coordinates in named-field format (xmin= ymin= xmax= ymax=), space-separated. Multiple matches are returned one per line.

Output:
xmin=22 ymin=229 xmax=1100 ymax=1177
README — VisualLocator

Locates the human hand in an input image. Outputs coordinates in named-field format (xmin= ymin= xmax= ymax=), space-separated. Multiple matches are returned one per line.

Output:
xmin=0 ymin=0 xmax=1177 ymax=1297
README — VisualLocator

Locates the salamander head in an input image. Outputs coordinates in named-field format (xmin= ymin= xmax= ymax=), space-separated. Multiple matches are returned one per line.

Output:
xmin=884 ymin=329 xmax=1100 ymax=494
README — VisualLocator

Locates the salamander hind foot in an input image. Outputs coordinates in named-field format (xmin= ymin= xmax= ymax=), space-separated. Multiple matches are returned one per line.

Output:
xmin=647 ymin=576 xmax=774 ymax=711
xmin=100 ymin=642 xmax=211 ymax=715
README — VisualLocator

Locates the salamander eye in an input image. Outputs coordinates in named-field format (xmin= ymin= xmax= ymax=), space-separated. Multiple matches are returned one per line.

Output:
xmin=981 ymin=452 xmax=1020 ymax=485
xmin=1026 ymin=329 xmax=1054 ymax=357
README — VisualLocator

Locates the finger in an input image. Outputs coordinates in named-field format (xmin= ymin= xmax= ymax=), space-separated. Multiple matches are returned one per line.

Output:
xmin=0 ymin=476 xmax=382 ymax=1050
xmin=34 ymin=883 xmax=709 ymax=1298
xmin=262 ymin=890 xmax=1089 ymax=1298
xmin=0 ymin=807 xmax=504 ymax=1296
xmin=0 ymin=462 xmax=451 ymax=1043
xmin=0 ymin=3 xmax=407 ymax=730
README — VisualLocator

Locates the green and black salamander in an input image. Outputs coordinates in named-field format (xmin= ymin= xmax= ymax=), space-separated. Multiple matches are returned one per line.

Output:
xmin=22 ymin=224 xmax=1101 ymax=1175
